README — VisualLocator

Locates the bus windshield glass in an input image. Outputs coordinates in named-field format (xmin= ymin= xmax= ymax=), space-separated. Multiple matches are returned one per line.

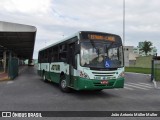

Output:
xmin=80 ymin=40 xmax=123 ymax=69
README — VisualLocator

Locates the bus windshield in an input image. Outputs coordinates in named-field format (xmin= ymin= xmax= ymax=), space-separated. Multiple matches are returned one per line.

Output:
xmin=80 ymin=40 xmax=124 ymax=69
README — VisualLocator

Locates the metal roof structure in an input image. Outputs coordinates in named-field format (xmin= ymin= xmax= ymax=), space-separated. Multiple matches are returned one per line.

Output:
xmin=0 ymin=21 xmax=36 ymax=59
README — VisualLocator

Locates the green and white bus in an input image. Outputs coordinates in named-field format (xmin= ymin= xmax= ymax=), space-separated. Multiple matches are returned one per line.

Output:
xmin=37 ymin=31 xmax=124 ymax=92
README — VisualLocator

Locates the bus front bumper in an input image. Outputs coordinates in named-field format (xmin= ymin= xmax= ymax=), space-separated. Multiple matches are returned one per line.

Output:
xmin=73 ymin=77 xmax=125 ymax=90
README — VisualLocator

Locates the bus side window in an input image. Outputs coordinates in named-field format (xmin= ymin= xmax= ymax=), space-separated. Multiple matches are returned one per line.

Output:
xmin=48 ymin=48 xmax=52 ymax=63
xmin=41 ymin=51 xmax=45 ymax=63
xmin=38 ymin=52 xmax=41 ymax=63
xmin=44 ymin=49 xmax=48 ymax=63
xmin=52 ymin=46 xmax=58 ymax=62
xmin=59 ymin=44 xmax=67 ymax=62
xmin=51 ymin=53 xmax=54 ymax=62
xmin=68 ymin=43 xmax=76 ymax=69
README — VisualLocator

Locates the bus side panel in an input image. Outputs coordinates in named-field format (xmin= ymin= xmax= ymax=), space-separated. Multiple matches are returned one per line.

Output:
xmin=113 ymin=77 xmax=125 ymax=88
xmin=39 ymin=63 xmax=50 ymax=77
xmin=50 ymin=72 xmax=60 ymax=83
xmin=49 ymin=62 xmax=69 ymax=84
xmin=37 ymin=63 xmax=43 ymax=76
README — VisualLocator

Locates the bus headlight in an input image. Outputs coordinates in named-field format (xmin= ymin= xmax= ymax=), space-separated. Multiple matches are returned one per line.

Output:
xmin=118 ymin=72 xmax=125 ymax=78
xmin=80 ymin=71 xmax=90 ymax=79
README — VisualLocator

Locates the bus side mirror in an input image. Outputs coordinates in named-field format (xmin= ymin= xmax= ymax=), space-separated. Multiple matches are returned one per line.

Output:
xmin=74 ymin=44 xmax=80 ymax=55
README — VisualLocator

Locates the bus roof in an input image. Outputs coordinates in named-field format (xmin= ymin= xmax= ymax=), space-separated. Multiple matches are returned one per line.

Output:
xmin=39 ymin=32 xmax=80 ymax=52
xmin=38 ymin=31 xmax=121 ymax=52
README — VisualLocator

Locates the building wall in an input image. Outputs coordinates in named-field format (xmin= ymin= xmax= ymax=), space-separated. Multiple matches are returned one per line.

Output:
xmin=124 ymin=42 xmax=157 ymax=67
xmin=123 ymin=46 xmax=134 ymax=67
xmin=130 ymin=56 xmax=153 ymax=68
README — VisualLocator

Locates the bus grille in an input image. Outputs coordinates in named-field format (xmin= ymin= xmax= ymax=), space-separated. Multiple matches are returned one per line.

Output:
xmin=92 ymin=71 xmax=116 ymax=80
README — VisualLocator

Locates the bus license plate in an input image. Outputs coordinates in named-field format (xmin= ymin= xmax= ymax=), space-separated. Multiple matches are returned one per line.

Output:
xmin=101 ymin=80 xmax=108 ymax=85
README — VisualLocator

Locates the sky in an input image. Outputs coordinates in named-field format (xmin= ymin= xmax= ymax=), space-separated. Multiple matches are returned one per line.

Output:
xmin=0 ymin=0 xmax=160 ymax=58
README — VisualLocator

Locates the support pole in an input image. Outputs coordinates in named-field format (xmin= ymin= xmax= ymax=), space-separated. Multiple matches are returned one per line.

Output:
xmin=3 ymin=51 xmax=6 ymax=72
xmin=151 ymin=59 xmax=154 ymax=81
xmin=123 ymin=0 xmax=125 ymax=46
xmin=8 ymin=51 xmax=12 ymax=79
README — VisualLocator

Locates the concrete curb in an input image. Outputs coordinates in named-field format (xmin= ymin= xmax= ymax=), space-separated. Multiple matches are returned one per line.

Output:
xmin=0 ymin=77 xmax=10 ymax=82
xmin=0 ymin=66 xmax=28 ymax=82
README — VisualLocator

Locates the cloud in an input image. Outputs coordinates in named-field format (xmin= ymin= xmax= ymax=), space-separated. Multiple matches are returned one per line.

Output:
xmin=0 ymin=0 xmax=51 ymax=14
xmin=0 ymin=0 xmax=160 ymax=58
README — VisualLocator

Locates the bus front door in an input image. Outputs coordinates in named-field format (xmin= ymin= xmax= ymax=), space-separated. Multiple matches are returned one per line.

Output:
xmin=68 ymin=43 xmax=75 ymax=87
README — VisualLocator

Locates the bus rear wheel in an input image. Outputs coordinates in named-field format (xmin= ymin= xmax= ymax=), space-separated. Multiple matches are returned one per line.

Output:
xmin=60 ymin=76 xmax=70 ymax=93
xmin=43 ymin=72 xmax=48 ymax=82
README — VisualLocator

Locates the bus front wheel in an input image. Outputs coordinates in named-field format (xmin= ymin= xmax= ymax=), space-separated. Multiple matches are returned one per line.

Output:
xmin=60 ymin=76 xmax=70 ymax=93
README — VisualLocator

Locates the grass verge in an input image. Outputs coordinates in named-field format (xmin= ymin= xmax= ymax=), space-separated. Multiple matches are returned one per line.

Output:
xmin=125 ymin=67 xmax=160 ymax=81
xmin=125 ymin=67 xmax=151 ymax=74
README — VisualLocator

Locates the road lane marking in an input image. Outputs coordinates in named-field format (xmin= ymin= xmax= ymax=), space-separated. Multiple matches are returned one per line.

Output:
xmin=128 ymin=83 xmax=153 ymax=88
xmin=7 ymin=81 xmax=14 ymax=84
xmin=124 ymin=86 xmax=134 ymax=90
xmin=125 ymin=84 xmax=149 ymax=90
xmin=138 ymin=82 xmax=153 ymax=87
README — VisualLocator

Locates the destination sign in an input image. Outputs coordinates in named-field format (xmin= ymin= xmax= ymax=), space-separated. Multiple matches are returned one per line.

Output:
xmin=88 ymin=34 xmax=115 ymax=42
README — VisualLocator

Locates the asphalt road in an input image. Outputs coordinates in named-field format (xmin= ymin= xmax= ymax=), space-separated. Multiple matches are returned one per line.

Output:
xmin=0 ymin=66 xmax=160 ymax=120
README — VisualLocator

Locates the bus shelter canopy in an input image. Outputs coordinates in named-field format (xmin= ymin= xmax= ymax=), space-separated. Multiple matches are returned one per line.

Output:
xmin=0 ymin=21 xmax=36 ymax=59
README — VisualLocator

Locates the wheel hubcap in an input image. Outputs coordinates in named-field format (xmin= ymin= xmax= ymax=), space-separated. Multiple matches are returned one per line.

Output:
xmin=61 ymin=79 xmax=66 ymax=89
xmin=43 ymin=75 xmax=45 ymax=80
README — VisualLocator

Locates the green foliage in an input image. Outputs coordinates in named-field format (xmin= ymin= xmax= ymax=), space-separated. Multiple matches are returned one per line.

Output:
xmin=125 ymin=67 xmax=151 ymax=74
xmin=140 ymin=41 xmax=152 ymax=56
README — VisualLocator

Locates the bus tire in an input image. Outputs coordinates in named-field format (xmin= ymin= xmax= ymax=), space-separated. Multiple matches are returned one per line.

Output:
xmin=94 ymin=89 xmax=103 ymax=92
xmin=42 ymin=72 xmax=48 ymax=82
xmin=60 ymin=76 xmax=70 ymax=93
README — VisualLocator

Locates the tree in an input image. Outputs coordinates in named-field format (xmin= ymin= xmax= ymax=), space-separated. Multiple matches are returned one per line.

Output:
xmin=140 ymin=41 xmax=152 ymax=56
